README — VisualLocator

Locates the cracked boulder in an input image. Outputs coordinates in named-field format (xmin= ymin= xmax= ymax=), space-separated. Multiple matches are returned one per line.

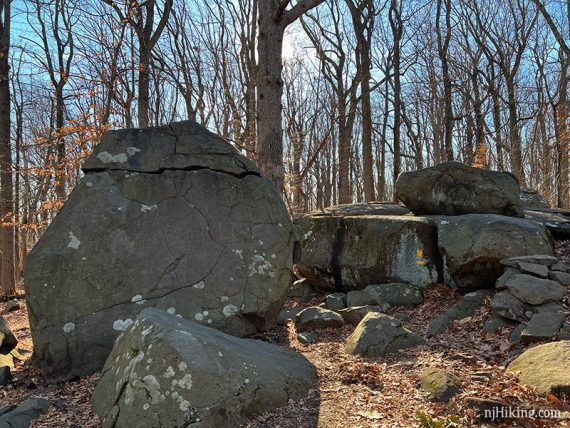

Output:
xmin=295 ymin=212 xmax=441 ymax=292
xmin=92 ymin=308 xmax=317 ymax=427
xmin=395 ymin=161 xmax=524 ymax=217
xmin=437 ymin=214 xmax=553 ymax=290
xmin=24 ymin=121 xmax=298 ymax=383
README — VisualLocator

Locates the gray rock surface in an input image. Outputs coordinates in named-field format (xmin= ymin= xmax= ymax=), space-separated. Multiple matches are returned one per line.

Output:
xmin=495 ymin=268 xmax=519 ymax=290
xmin=25 ymin=121 xmax=298 ymax=383
xmin=520 ymin=313 xmax=565 ymax=344
xmin=505 ymin=274 xmax=566 ymax=305
xmin=0 ymin=398 xmax=55 ymax=428
xmin=337 ymin=306 xmax=385 ymax=326
xmin=483 ymin=314 xmax=516 ymax=333
xmin=0 ymin=316 xmax=17 ymax=354
xmin=419 ymin=368 xmax=461 ymax=403
xmin=518 ymin=262 xmax=549 ymax=278
xmin=490 ymin=291 xmax=528 ymax=322
xmin=438 ymin=215 xmax=553 ymax=289
xmin=295 ymin=307 xmax=344 ymax=331
xmin=396 ymin=161 xmax=523 ymax=217
xmin=501 ymin=255 xmax=558 ymax=268
xmin=509 ymin=323 xmax=526 ymax=343
xmin=307 ymin=202 xmax=410 ymax=217
xmin=288 ymin=278 xmax=316 ymax=299
xmin=324 ymin=293 xmax=347 ymax=311
xmin=295 ymin=214 xmax=441 ymax=291
xmin=346 ymin=283 xmax=423 ymax=308
xmin=345 ymin=313 xmax=424 ymax=357
xmin=92 ymin=308 xmax=318 ymax=427
xmin=549 ymin=270 xmax=570 ymax=286
xmin=520 ymin=188 xmax=549 ymax=208
xmin=0 ymin=366 xmax=11 ymax=386
xmin=4 ymin=299 xmax=20 ymax=314
xmin=297 ymin=331 xmax=316 ymax=344
xmin=426 ymin=290 xmax=492 ymax=337
xmin=525 ymin=208 xmax=570 ymax=237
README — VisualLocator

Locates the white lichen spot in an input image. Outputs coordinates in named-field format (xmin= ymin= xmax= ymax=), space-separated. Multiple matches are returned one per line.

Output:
xmin=192 ymin=281 xmax=205 ymax=289
xmin=143 ymin=403 xmax=150 ymax=410
xmin=163 ymin=366 xmax=175 ymax=378
xmin=86 ymin=181 xmax=93 ymax=187
xmin=244 ymin=379 xmax=250 ymax=384
xmin=248 ymin=254 xmax=275 ymax=278
xmin=67 ymin=231 xmax=81 ymax=250
xmin=126 ymin=146 xmax=141 ymax=156
xmin=218 ymin=351 xmax=223 ymax=357
xmin=113 ymin=319 xmax=134 ymax=331
xmin=141 ymin=204 xmax=158 ymax=213
xmin=63 ymin=323 xmax=75 ymax=333
xmin=167 ymin=307 xmax=176 ymax=315
xmin=178 ymin=373 xmax=193 ymax=389
xmin=179 ymin=400 xmax=191 ymax=412
xmin=440 ymin=220 xmax=450 ymax=225
xmin=131 ymin=294 xmax=146 ymax=305
xmin=178 ymin=362 xmax=187 ymax=371
xmin=220 ymin=296 xmax=229 ymax=303
xmin=233 ymin=249 xmax=244 ymax=259
xmin=207 ymin=319 xmax=213 ymax=324
xmin=194 ymin=313 xmax=204 ymax=321
xmin=97 ymin=151 xmax=128 ymax=164
xmin=223 ymin=304 xmax=238 ymax=317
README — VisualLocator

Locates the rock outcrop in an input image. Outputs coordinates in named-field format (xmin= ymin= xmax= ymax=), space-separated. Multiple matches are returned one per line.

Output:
xmin=525 ymin=207 xmax=570 ymax=238
xmin=507 ymin=340 xmax=570 ymax=396
xmin=520 ymin=188 xmax=549 ymax=208
xmin=25 ymin=121 xmax=298 ymax=383
xmin=396 ymin=161 xmax=523 ymax=217
xmin=92 ymin=308 xmax=318 ymax=427
xmin=295 ymin=213 xmax=441 ymax=291
xmin=437 ymin=215 xmax=553 ymax=289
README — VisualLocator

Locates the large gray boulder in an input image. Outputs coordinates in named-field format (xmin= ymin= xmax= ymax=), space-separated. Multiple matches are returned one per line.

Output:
xmin=520 ymin=188 xmax=549 ymax=208
xmin=396 ymin=161 xmax=524 ymax=217
xmin=24 ymin=121 xmax=298 ymax=383
xmin=92 ymin=308 xmax=317 ymax=427
xmin=437 ymin=215 xmax=553 ymax=289
xmin=295 ymin=213 xmax=441 ymax=291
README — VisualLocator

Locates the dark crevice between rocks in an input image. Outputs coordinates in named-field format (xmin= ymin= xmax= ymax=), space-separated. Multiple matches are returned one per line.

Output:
xmin=330 ymin=217 xmax=346 ymax=291
xmin=84 ymin=164 xmax=260 ymax=180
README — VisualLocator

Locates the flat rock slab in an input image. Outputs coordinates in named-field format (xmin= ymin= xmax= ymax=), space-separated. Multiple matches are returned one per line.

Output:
xmin=550 ymin=270 xmax=570 ymax=286
xmin=396 ymin=161 xmax=524 ymax=217
xmin=520 ymin=313 xmax=565 ymax=344
xmin=438 ymin=215 xmax=554 ymax=290
xmin=24 ymin=121 xmax=298 ymax=383
xmin=0 ymin=398 xmax=55 ymax=428
xmin=419 ymin=368 xmax=461 ymax=403
xmin=347 ymin=283 xmax=423 ymax=309
xmin=426 ymin=290 xmax=492 ymax=337
xmin=295 ymin=214 xmax=441 ymax=291
xmin=337 ymin=306 xmax=386 ymax=326
xmin=508 ymin=340 xmax=570 ymax=396
xmin=307 ymin=202 xmax=410 ymax=217
xmin=345 ymin=313 xmax=424 ymax=357
xmin=490 ymin=291 xmax=529 ymax=322
xmin=518 ymin=262 xmax=549 ymax=278
xmin=505 ymin=274 xmax=566 ymax=305
xmin=92 ymin=308 xmax=318 ymax=427
xmin=295 ymin=307 xmax=344 ymax=331
xmin=525 ymin=208 xmax=570 ymax=238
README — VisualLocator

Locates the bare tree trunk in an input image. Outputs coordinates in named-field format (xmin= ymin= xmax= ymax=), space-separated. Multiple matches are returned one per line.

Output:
xmin=257 ymin=0 xmax=324 ymax=193
xmin=390 ymin=0 xmax=402 ymax=200
xmin=0 ymin=0 xmax=15 ymax=295
xmin=436 ymin=0 xmax=454 ymax=161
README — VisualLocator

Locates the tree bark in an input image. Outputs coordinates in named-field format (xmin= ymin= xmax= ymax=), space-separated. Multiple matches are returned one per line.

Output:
xmin=0 ymin=0 xmax=15 ymax=295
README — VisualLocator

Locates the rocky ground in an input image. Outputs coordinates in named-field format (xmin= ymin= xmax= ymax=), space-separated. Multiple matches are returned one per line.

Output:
xmin=0 ymin=276 xmax=568 ymax=427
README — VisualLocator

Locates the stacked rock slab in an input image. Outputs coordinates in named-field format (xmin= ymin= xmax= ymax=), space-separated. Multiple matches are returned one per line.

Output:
xmin=24 ymin=121 xmax=298 ymax=383
xmin=487 ymin=255 xmax=569 ymax=342
xmin=437 ymin=215 xmax=554 ymax=289
xmin=92 ymin=308 xmax=317 ymax=427
xmin=396 ymin=161 xmax=524 ymax=216
xmin=295 ymin=213 xmax=441 ymax=291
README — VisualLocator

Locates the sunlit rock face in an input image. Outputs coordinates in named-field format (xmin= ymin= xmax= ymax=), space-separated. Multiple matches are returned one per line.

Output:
xmin=25 ymin=121 xmax=298 ymax=383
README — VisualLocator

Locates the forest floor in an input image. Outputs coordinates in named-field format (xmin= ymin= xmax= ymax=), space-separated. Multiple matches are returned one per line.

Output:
xmin=0 ymin=240 xmax=569 ymax=427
